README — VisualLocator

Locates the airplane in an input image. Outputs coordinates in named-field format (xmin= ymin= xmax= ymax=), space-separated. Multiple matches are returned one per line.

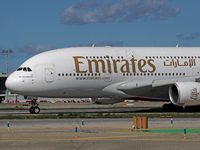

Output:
xmin=5 ymin=46 xmax=200 ymax=114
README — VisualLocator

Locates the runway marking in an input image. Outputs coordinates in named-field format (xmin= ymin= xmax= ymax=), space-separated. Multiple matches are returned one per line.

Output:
xmin=0 ymin=127 xmax=73 ymax=132
xmin=1 ymin=137 xmax=200 ymax=142
xmin=95 ymin=126 xmax=130 ymax=129
xmin=0 ymin=135 xmax=153 ymax=141
xmin=77 ymin=135 xmax=154 ymax=140
xmin=0 ymin=126 xmax=130 ymax=132
xmin=0 ymin=133 xmax=199 ymax=142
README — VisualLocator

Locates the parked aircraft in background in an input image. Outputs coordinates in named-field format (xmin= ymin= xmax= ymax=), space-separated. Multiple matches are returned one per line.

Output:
xmin=5 ymin=47 xmax=200 ymax=113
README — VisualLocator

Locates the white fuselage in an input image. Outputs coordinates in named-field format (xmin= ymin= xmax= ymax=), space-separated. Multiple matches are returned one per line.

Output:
xmin=5 ymin=47 xmax=200 ymax=102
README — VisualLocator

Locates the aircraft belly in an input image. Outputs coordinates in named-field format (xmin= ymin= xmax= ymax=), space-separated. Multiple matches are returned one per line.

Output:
xmin=63 ymin=89 xmax=102 ymax=97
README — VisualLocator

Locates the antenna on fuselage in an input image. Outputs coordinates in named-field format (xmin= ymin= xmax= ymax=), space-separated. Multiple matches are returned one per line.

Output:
xmin=176 ymin=44 xmax=179 ymax=47
xmin=92 ymin=43 xmax=95 ymax=47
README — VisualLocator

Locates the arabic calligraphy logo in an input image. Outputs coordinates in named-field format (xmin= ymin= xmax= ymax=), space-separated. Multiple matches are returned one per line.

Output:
xmin=163 ymin=59 xmax=196 ymax=68
xmin=190 ymin=87 xmax=199 ymax=100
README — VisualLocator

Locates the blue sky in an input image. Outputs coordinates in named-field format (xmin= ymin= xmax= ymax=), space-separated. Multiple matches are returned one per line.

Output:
xmin=0 ymin=0 xmax=200 ymax=73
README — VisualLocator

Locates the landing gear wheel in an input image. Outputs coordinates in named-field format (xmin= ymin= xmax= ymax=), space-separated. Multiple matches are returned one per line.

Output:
xmin=29 ymin=106 xmax=35 ymax=114
xmin=34 ymin=106 xmax=40 ymax=114
xmin=29 ymin=106 xmax=40 ymax=114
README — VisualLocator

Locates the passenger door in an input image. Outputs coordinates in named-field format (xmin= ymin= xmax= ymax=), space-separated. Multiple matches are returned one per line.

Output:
xmin=45 ymin=67 xmax=54 ymax=82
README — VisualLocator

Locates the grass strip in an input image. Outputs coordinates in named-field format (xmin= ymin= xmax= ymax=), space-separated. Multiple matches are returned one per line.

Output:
xmin=1 ymin=113 xmax=200 ymax=119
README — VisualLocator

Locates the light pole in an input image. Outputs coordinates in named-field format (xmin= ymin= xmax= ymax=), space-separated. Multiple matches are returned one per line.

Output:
xmin=2 ymin=50 xmax=12 ymax=74
xmin=2 ymin=50 xmax=12 ymax=103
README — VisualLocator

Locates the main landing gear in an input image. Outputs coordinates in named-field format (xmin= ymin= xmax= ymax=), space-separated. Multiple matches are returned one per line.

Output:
xmin=185 ymin=105 xmax=200 ymax=112
xmin=162 ymin=103 xmax=183 ymax=112
xmin=29 ymin=99 xmax=40 ymax=114
xmin=162 ymin=103 xmax=200 ymax=112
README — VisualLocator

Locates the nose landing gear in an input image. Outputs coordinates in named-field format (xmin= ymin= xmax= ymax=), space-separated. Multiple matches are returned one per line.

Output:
xmin=29 ymin=99 xmax=40 ymax=114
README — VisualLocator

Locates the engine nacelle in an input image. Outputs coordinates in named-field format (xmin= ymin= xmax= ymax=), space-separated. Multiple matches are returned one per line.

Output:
xmin=169 ymin=82 xmax=200 ymax=106
xmin=90 ymin=97 xmax=123 ymax=104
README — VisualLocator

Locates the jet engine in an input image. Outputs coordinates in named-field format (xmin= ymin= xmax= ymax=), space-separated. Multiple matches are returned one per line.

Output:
xmin=169 ymin=82 xmax=200 ymax=106
xmin=90 ymin=97 xmax=123 ymax=104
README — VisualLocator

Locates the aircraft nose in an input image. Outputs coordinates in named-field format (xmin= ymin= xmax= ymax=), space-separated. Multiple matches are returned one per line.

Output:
xmin=5 ymin=73 xmax=18 ymax=93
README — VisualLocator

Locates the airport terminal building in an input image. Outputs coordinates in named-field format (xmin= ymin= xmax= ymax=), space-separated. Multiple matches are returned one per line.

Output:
xmin=0 ymin=73 xmax=8 ymax=102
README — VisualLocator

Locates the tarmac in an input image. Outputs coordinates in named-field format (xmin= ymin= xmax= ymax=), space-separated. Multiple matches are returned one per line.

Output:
xmin=0 ymin=101 xmax=166 ymax=114
xmin=0 ymin=118 xmax=200 ymax=150
xmin=0 ymin=102 xmax=200 ymax=149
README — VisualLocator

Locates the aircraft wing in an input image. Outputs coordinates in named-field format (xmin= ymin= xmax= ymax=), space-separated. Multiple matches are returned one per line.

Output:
xmin=152 ymin=76 xmax=200 ymax=87
xmin=114 ymin=76 xmax=200 ymax=100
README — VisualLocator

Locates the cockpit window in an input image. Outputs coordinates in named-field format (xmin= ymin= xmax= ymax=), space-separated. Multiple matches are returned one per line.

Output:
xmin=23 ymin=68 xmax=27 ymax=71
xmin=17 ymin=67 xmax=23 ymax=71
xmin=27 ymin=67 xmax=32 ymax=72
xmin=17 ymin=67 xmax=32 ymax=72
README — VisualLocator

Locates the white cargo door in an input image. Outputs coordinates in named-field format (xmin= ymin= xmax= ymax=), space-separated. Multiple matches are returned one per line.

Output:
xmin=45 ymin=68 xmax=54 ymax=82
